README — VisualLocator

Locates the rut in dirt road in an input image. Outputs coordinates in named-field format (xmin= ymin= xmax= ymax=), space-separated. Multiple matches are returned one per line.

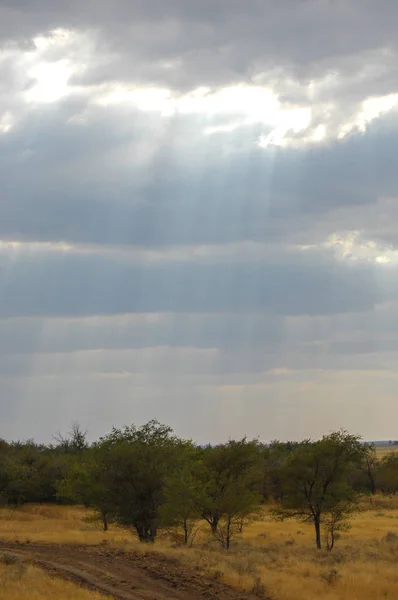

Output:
xmin=0 ymin=541 xmax=261 ymax=600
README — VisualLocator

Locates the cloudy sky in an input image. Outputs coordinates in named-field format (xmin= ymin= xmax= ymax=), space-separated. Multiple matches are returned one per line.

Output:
xmin=1 ymin=1 xmax=398 ymax=444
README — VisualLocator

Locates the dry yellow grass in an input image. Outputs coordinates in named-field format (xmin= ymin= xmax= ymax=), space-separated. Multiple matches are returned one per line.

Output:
xmin=0 ymin=560 xmax=104 ymax=600
xmin=0 ymin=504 xmax=115 ymax=545
xmin=375 ymin=445 xmax=398 ymax=459
xmin=2 ymin=502 xmax=398 ymax=600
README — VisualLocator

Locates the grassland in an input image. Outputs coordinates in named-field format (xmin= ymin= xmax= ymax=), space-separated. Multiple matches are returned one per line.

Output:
xmin=2 ymin=499 xmax=398 ymax=600
xmin=375 ymin=445 xmax=398 ymax=459
xmin=0 ymin=557 xmax=104 ymax=600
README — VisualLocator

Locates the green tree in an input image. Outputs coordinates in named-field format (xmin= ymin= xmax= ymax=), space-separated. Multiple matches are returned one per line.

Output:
xmin=377 ymin=452 xmax=398 ymax=495
xmin=323 ymin=500 xmax=358 ymax=551
xmin=57 ymin=449 xmax=113 ymax=531
xmin=349 ymin=445 xmax=379 ymax=496
xmin=160 ymin=456 xmax=204 ymax=545
xmin=0 ymin=454 xmax=33 ymax=506
xmin=261 ymin=440 xmax=299 ymax=501
xmin=214 ymin=481 xmax=261 ymax=549
xmin=97 ymin=420 xmax=188 ymax=542
xmin=199 ymin=438 xmax=262 ymax=546
xmin=362 ymin=446 xmax=378 ymax=495
xmin=273 ymin=430 xmax=365 ymax=549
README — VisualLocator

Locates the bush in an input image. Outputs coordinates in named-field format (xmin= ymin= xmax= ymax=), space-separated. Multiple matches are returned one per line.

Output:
xmin=321 ymin=567 xmax=340 ymax=586
xmin=251 ymin=576 xmax=273 ymax=598
xmin=1 ymin=552 xmax=19 ymax=566
xmin=384 ymin=531 xmax=398 ymax=543
xmin=210 ymin=569 xmax=223 ymax=581
xmin=1 ymin=553 xmax=28 ymax=579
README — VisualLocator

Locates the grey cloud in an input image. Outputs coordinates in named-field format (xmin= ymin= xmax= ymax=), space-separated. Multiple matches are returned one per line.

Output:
xmin=0 ymin=313 xmax=285 ymax=354
xmin=2 ymin=1 xmax=398 ymax=90
xmin=0 ymin=243 xmax=385 ymax=317
xmin=0 ymin=346 xmax=386 ymax=380
xmin=1 ymin=0 xmax=398 ymax=442
xmin=1 ymin=100 xmax=398 ymax=249
xmin=3 ymin=301 xmax=398 ymax=360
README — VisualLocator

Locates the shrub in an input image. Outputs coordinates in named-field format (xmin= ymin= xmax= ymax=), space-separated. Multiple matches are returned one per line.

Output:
xmin=384 ymin=531 xmax=398 ymax=543
xmin=1 ymin=552 xmax=19 ymax=566
xmin=251 ymin=576 xmax=273 ymax=598
xmin=1 ymin=553 xmax=28 ymax=579
xmin=321 ymin=567 xmax=340 ymax=586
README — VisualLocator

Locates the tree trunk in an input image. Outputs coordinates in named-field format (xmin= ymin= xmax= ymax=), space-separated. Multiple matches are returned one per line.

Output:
xmin=368 ymin=470 xmax=376 ymax=495
xmin=328 ymin=531 xmax=335 ymax=551
xmin=149 ymin=524 xmax=157 ymax=542
xmin=135 ymin=523 xmax=157 ymax=542
xmin=204 ymin=513 xmax=220 ymax=533
xmin=210 ymin=515 xmax=219 ymax=534
xmin=183 ymin=519 xmax=188 ymax=545
xmin=314 ymin=514 xmax=322 ymax=549
xmin=225 ymin=516 xmax=231 ymax=550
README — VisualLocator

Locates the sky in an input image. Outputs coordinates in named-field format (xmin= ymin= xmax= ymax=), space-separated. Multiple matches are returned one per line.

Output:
xmin=1 ymin=1 xmax=398 ymax=444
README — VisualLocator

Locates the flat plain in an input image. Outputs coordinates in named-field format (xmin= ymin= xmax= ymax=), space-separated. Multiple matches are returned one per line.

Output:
xmin=1 ymin=500 xmax=398 ymax=600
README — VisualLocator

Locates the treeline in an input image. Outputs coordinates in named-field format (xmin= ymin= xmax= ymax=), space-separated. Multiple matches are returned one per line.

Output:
xmin=1 ymin=421 xmax=398 ymax=550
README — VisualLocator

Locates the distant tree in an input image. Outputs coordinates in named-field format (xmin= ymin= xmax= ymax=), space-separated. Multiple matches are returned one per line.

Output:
xmin=361 ymin=446 xmax=378 ymax=495
xmin=0 ymin=439 xmax=71 ymax=504
xmin=0 ymin=454 xmax=32 ymax=506
xmin=377 ymin=453 xmax=398 ymax=495
xmin=53 ymin=422 xmax=88 ymax=454
xmin=272 ymin=430 xmax=366 ymax=549
xmin=350 ymin=445 xmax=379 ymax=495
xmin=261 ymin=441 xmax=299 ymax=501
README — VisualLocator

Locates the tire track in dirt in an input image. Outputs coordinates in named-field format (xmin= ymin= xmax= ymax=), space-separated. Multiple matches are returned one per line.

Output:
xmin=0 ymin=541 xmax=260 ymax=600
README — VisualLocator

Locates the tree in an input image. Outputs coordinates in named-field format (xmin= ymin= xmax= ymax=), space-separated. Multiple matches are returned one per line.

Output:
xmin=0 ymin=439 xmax=75 ymax=505
xmin=362 ymin=446 xmax=378 ymax=495
xmin=273 ymin=430 xmax=366 ymax=549
xmin=160 ymin=456 xmax=204 ymax=546
xmin=53 ymin=422 xmax=88 ymax=454
xmin=261 ymin=441 xmax=299 ymax=501
xmin=323 ymin=500 xmax=358 ymax=551
xmin=350 ymin=445 xmax=378 ymax=495
xmin=198 ymin=438 xmax=262 ymax=546
xmin=96 ymin=420 xmax=188 ymax=542
xmin=57 ymin=449 xmax=113 ymax=531
xmin=214 ymin=483 xmax=261 ymax=549
xmin=377 ymin=452 xmax=398 ymax=495
xmin=0 ymin=455 xmax=33 ymax=506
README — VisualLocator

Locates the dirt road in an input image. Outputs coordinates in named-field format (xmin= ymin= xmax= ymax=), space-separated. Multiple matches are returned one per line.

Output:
xmin=0 ymin=541 xmax=260 ymax=600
